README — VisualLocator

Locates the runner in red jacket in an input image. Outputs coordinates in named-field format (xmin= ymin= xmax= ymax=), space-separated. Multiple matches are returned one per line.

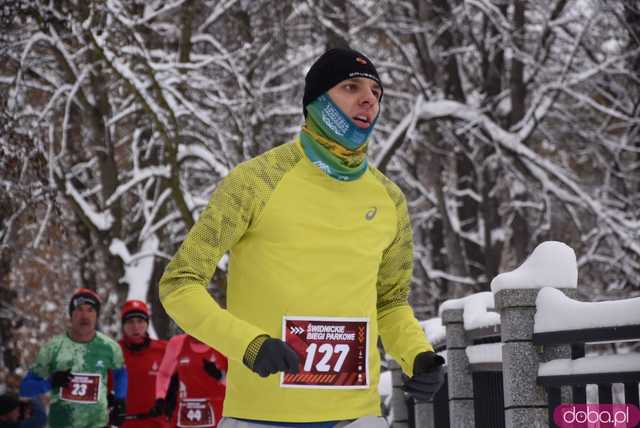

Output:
xmin=156 ymin=334 xmax=227 ymax=428
xmin=119 ymin=300 xmax=169 ymax=428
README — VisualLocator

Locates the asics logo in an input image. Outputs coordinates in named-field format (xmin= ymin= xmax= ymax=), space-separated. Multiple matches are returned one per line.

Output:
xmin=365 ymin=207 xmax=377 ymax=220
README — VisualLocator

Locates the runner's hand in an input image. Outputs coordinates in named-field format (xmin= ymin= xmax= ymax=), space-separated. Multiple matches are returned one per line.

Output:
xmin=148 ymin=398 xmax=166 ymax=417
xmin=49 ymin=369 xmax=72 ymax=389
xmin=402 ymin=351 xmax=445 ymax=402
xmin=108 ymin=398 xmax=126 ymax=426
xmin=252 ymin=338 xmax=300 ymax=377
xmin=202 ymin=359 xmax=223 ymax=380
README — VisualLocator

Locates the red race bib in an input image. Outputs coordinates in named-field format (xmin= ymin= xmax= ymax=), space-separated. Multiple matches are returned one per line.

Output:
xmin=177 ymin=399 xmax=215 ymax=428
xmin=281 ymin=316 xmax=369 ymax=389
xmin=59 ymin=373 xmax=101 ymax=403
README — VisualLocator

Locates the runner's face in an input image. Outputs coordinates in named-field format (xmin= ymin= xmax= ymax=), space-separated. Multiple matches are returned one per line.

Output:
xmin=123 ymin=317 xmax=148 ymax=342
xmin=327 ymin=77 xmax=381 ymax=129
xmin=70 ymin=304 xmax=97 ymax=336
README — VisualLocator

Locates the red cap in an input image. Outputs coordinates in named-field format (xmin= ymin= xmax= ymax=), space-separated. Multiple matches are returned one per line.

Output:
xmin=121 ymin=300 xmax=150 ymax=322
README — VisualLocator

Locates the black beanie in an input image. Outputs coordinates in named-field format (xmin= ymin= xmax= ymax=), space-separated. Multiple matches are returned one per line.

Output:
xmin=303 ymin=47 xmax=383 ymax=116
xmin=0 ymin=393 xmax=20 ymax=416
xmin=68 ymin=288 xmax=101 ymax=316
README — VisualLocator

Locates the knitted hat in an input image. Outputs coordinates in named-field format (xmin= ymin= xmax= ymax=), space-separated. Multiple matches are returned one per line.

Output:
xmin=0 ymin=393 xmax=20 ymax=416
xmin=68 ymin=288 xmax=101 ymax=316
xmin=121 ymin=300 xmax=150 ymax=323
xmin=303 ymin=48 xmax=383 ymax=116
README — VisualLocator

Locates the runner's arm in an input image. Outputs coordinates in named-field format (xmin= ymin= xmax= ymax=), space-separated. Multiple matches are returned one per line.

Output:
xmin=19 ymin=372 xmax=51 ymax=397
xmin=155 ymin=335 xmax=183 ymax=400
xmin=112 ymin=367 xmax=128 ymax=401
xmin=20 ymin=341 xmax=56 ymax=397
xmin=376 ymin=187 xmax=433 ymax=376
xmin=159 ymin=168 xmax=268 ymax=362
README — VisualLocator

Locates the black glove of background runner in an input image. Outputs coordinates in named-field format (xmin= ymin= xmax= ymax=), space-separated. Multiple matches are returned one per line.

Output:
xmin=250 ymin=337 xmax=300 ymax=377
xmin=108 ymin=398 xmax=126 ymax=427
xmin=202 ymin=359 xmax=222 ymax=380
xmin=49 ymin=369 xmax=72 ymax=389
xmin=402 ymin=351 xmax=445 ymax=402
xmin=148 ymin=398 xmax=166 ymax=417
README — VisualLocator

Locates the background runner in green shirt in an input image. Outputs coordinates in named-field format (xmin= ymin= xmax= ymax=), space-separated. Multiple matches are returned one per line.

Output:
xmin=20 ymin=288 xmax=128 ymax=428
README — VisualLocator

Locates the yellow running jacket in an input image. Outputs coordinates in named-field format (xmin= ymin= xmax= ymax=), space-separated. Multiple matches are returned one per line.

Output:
xmin=159 ymin=137 xmax=433 ymax=422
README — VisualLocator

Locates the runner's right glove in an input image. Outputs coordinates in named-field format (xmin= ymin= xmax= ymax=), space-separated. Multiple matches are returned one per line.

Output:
xmin=402 ymin=351 xmax=445 ymax=402
xmin=244 ymin=336 xmax=300 ymax=377
xmin=49 ymin=369 xmax=72 ymax=389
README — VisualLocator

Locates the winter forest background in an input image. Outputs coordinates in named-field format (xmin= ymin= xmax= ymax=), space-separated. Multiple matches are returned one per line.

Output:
xmin=1 ymin=0 xmax=639 ymax=389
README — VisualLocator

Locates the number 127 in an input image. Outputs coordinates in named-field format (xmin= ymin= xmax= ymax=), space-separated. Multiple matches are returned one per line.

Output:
xmin=303 ymin=343 xmax=350 ymax=372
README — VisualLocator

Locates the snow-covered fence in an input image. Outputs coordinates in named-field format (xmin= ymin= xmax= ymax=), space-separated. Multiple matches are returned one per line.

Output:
xmin=493 ymin=287 xmax=576 ymax=427
xmin=533 ymin=287 xmax=640 ymax=426
xmin=388 ymin=241 xmax=640 ymax=428
xmin=440 ymin=292 xmax=503 ymax=428
xmin=386 ymin=320 xmax=448 ymax=428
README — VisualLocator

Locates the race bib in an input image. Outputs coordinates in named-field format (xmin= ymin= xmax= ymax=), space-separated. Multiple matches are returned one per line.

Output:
xmin=59 ymin=373 xmax=101 ymax=403
xmin=281 ymin=316 xmax=369 ymax=389
xmin=177 ymin=399 xmax=215 ymax=428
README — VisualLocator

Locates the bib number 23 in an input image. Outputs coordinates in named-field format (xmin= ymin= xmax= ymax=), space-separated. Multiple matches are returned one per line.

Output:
xmin=59 ymin=373 xmax=101 ymax=403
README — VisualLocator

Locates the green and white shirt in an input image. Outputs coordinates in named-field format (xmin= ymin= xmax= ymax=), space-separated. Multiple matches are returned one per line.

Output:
xmin=31 ymin=331 xmax=124 ymax=428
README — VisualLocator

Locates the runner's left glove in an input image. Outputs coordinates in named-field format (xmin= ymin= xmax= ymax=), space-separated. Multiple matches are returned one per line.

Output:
xmin=148 ymin=398 xmax=166 ymax=417
xmin=402 ymin=351 xmax=445 ymax=402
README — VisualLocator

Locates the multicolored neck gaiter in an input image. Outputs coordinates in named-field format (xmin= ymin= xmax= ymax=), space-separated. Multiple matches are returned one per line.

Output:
xmin=301 ymin=94 xmax=378 ymax=181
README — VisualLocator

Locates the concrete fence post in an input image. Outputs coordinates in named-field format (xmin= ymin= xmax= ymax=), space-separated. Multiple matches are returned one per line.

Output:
xmin=495 ymin=288 xmax=573 ymax=428
xmin=413 ymin=400 xmax=434 ymax=428
xmin=441 ymin=308 xmax=475 ymax=428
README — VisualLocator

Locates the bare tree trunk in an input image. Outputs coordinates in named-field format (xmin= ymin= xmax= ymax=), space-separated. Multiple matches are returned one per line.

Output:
xmin=324 ymin=0 xmax=350 ymax=49
xmin=419 ymin=123 xmax=470 ymax=296
xmin=624 ymin=1 xmax=640 ymax=200
xmin=508 ymin=0 xmax=530 ymax=263
xmin=509 ymin=0 xmax=526 ymax=126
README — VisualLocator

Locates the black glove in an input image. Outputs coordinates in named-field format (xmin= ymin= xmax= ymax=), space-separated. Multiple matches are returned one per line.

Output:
xmin=202 ymin=359 xmax=222 ymax=380
xmin=50 ymin=369 xmax=72 ymax=389
xmin=148 ymin=398 xmax=166 ymax=417
xmin=251 ymin=338 xmax=300 ymax=377
xmin=402 ymin=351 xmax=445 ymax=402
xmin=108 ymin=398 xmax=126 ymax=426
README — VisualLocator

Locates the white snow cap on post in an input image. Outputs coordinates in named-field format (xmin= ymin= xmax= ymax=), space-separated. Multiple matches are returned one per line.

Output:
xmin=490 ymin=241 xmax=578 ymax=292
xmin=438 ymin=292 xmax=500 ymax=330
xmin=419 ymin=317 xmax=447 ymax=345
xmin=535 ymin=287 xmax=640 ymax=332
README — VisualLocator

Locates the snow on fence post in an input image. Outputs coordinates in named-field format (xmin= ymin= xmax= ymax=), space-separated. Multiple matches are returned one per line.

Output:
xmin=492 ymin=241 xmax=578 ymax=428
xmin=388 ymin=359 xmax=410 ymax=428
xmin=441 ymin=308 xmax=475 ymax=427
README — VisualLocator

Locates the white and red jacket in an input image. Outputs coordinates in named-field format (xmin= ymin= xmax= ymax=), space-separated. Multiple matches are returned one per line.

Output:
xmin=156 ymin=334 xmax=227 ymax=428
